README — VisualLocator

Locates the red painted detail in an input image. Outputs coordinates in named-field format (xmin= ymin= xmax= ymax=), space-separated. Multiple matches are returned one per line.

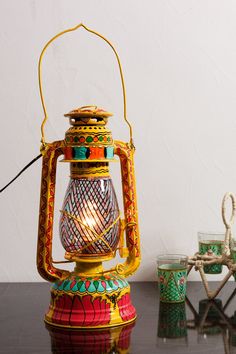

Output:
xmin=70 ymin=279 xmax=77 ymax=289
xmin=47 ymin=293 xmax=111 ymax=327
xmin=118 ymin=322 xmax=135 ymax=350
xmin=99 ymin=298 xmax=111 ymax=325
xmin=52 ymin=296 xmax=62 ymax=324
xmin=70 ymin=297 xmax=85 ymax=326
xmin=104 ymin=300 xmax=111 ymax=325
xmin=64 ymin=146 xmax=73 ymax=160
xmin=82 ymin=295 xmax=95 ymax=326
xmin=117 ymin=293 xmax=136 ymax=322
xmin=123 ymin=294 xmax=131 ymax=321
xmin=101 ymin=281 xmax=106 ymax=290
xmin=99 ymin=297 xmax=106 ymax=325
xmin=85 ymin=280 xmax=91 ymax=290
xmin=60 ymin=295 xmax=72 ymax=325
xmin=92 ymin=297 xmax=101 ymax=326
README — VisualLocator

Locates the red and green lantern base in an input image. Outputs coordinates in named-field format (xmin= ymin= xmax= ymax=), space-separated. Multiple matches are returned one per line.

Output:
xmin=45 ymin=272 xmax=136 ymax=329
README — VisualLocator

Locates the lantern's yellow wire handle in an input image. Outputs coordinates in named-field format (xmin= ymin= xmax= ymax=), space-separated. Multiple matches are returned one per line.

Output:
xmin=38 ymin=23 xmax=134 ymax=153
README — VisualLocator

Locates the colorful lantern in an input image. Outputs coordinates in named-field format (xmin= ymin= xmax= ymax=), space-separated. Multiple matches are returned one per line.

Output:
xmin=37 ymin=24 xmax=140 ymax=328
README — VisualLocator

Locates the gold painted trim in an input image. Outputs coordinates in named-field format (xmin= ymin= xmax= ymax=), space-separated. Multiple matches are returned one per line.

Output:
xmin=60 ymin=158 xmax=118 ymax=163
xmin=65 ymin=252 xmax=115 ymax=263
xmin=70 ymin=173 xmax=110 ymax=179
xmin=44 ymin=316 xmax=137 ymax=330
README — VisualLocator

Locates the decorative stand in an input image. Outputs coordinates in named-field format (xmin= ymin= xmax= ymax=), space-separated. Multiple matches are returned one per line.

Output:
xmin=188 ymin=193 xmax=236 ymax=299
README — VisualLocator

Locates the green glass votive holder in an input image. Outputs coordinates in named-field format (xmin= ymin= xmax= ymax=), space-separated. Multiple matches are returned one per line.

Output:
xmin=157 ymin=254 xmax=188 ymax=303
xmin=198 ymin=232 xmax=224 ymax=274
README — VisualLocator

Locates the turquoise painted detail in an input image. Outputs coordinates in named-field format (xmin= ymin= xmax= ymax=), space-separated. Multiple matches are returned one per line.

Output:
xmin=52 ymin=274 xmax=129 ymax=295
xmin=117 ymin=278 xmax=127 ymax=288
xmin=88 ymin=282 xmax=96 ymax=293
xmin=105 ymin=146 xmax=114 ymax=159
xmin=73 ymin=146 xmax=87 ymax=160
xmin=63 ymin=280 xmax=71 ymax=291
xmin=97 ymin=282 xmax=105 ymax=293
xmin=72 ymin=283 xmax=78 ymax=292
xmin=79 ymin=282 xmax=87 ymax=293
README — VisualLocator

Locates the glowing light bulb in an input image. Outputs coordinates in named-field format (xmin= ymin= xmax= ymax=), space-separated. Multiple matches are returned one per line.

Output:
xmin=59 ymin=177 xmax=120 ymax=257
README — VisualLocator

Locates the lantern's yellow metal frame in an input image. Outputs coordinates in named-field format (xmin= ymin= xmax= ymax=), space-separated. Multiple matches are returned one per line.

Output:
xmin=38 ymin=23 xmax=134 ymax=151
xmin=37 ymin=24 xmax=140 ymax=283
xmin=37 ymin=140 xmax=140 ymax=281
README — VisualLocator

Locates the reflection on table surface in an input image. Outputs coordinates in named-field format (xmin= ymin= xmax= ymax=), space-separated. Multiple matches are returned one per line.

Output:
xmin=47 ymin=288 xmax=236 ymax=354
xmin=46 ymin=321 xmax=135 ymax=354
xmin=1 ymin=282 xmax=236 ymax=353
xmin=157 ymin=288 xmax=236 ymax=354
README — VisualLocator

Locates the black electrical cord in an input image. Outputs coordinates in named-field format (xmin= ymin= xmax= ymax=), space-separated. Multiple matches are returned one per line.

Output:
xmin=0 ymin=154 xmax=42 ymax=193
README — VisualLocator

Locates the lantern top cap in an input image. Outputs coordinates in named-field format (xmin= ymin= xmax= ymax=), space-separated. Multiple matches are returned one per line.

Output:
xmin=64 ymin=105 xmax=113 ymax=118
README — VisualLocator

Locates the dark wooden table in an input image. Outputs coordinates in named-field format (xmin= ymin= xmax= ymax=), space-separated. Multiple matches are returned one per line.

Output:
xmin=0 ymin=282 xmax=235 ymax=353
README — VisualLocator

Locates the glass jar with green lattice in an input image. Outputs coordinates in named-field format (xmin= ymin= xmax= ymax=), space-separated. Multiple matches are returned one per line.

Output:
xmin=198 ymin=233 xmax=224 ymax=274
xmin=157 ymin=255 xmax=188 ymax=303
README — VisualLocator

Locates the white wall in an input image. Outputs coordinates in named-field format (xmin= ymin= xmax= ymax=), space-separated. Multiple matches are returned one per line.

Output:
xmin=1 ymin=0 xmax=236 ymax=281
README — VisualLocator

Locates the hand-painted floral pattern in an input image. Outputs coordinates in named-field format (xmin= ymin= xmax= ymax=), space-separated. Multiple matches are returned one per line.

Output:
xmin=53 ymin=273 xmax=129 ymax=295
xmin=199 ymin=242 xmax=223 ymax=274
xmin=158 ymin=268 xmax=187 ymax=303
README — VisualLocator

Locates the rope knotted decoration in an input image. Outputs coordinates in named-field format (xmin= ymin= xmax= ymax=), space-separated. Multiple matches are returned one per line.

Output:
xmin=188 ymin=192 xmax=236 ymax=299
